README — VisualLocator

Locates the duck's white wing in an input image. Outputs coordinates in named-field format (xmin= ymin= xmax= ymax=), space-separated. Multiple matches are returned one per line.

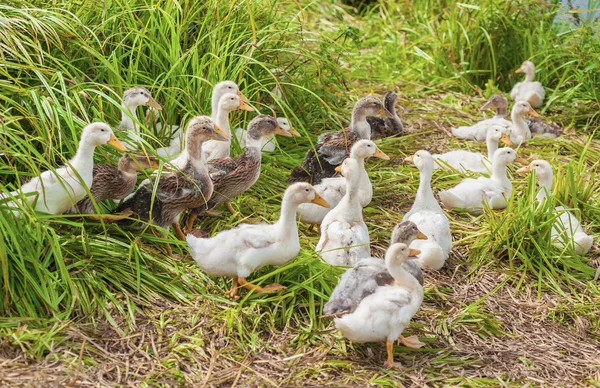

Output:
xmin=510 ymin=81 xmax=523 ymax=101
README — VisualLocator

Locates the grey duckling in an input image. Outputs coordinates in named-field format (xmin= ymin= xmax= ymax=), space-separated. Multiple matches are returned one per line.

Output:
xmin=366 ymin=92 xmax=404 ymax=139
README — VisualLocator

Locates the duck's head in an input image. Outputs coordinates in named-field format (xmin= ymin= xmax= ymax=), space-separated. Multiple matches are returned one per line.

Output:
xmin=383 ymin=92 xmax=398 ymax=113
xmin=512 ymin=101 xmax=539 ymax=119
xmin=123 ymin=87 xmax=162 ymax=110
xmin=491 ymin=147 xmax=528 ymax=166
xmin=487 ymin=125 xmax=508 ymax=144
xmin=385 ymin=243 xmax=421 ymax=268
xmin=246 ymin=114 xmax=292 ymax=140
xmin=277 ymin=117 xmax=300 ymax=137
xmin=480 ymin=94 xmax=508 ymax=111
xmin=186 ymin=116 xmax=228 ymax=145
xmin=516 ymin=159 xmax=553 ymax=180
xmin=516 ymin=61 xmax=535 ymax=76
xmin=404 ymin=150 xmax=433 ymax=171
xmin=119 ymin=153 xmax=160 ymax=172
xmin=218 ymin=92 xmax=253 ymax=113
xmin=391 ymin=221 xmax=428 ymax=246
xmin=354 ymin=96 xmax=392 ymax=118
xmin=350 ymin=140 xmax=390 ymax=160
xmin=285 ymin=182 xmax=330 ymax=208
xmin=213 ymin=81 xmax=248 ymax=104
xmin=82 ymin=122 xmax=126 ymax=151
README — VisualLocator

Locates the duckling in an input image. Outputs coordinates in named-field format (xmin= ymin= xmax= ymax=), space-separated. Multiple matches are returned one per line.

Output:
xmin=187 ymin=182 xmax=329 ymax=299
xmin=119 ymin=87 xmax=162 ymax=147
xmin=507 ymin=101 xmax=540 ymax=145
xmin=316 ymin=157 xmax=370 ymax=266
xmin=2 ymin=123 xmax=127 ymax=217
xmin=323 ymin=221 xmax=427 ymax=318
xmin=510 ymin=61 xmax=545 ymax=108
xmin=334 ymin=243 xmax=425 ymax=368
xmin=517 ymin=160 xmax=593 ymax=255
xmin=75 ymin=153 xmax=159 ymax=214
xmin=439 ymin=148 xmax=526 ymax=211
xmin=403 ymin=151 xmax=452 ymax=269
xmin=366 ymin=92 xmax=404 ymax=139
xmin=433 ymin=125 xmax=511 ymax=173
xmin=185 ymin=115 xmax=292 ymax=231
xmin=234 ymin=117 xmax=298 ymax=153
xmin=287 ymin=96 xmax=391 ymax=185
xmin=451 ymin=94 xmax=512 ymax=141
xmin=116 ymin=116 xmax=227 ymax=240
xmin=297 ymin=140 xmax=389 ymax=226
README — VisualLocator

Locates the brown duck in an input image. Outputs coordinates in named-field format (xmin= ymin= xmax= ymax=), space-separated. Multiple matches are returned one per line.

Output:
xmin=367 ymin=92 xmax=404 ymax=139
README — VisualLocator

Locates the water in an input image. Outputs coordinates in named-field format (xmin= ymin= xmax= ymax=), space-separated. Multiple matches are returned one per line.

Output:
xmin=554 ymin=0 xmax=600 ymax=28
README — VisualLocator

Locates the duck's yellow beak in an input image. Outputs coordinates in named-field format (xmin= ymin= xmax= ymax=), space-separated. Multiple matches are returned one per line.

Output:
xmin=516 ymin=165 xmax=531 ymax=174
xmin=515 ymin=157 xmax=529 ymax=165
xmin=289 ymin=127 xmax=301 ymax=137
xmin=408 ymin=248 xmax=421 ymax=257
xmin=374 ymin=147 xmax=390 ymax=160
xmin=515 ymin=67 xmax=524 ymax=74
xmin=500 ymin=133 xmax=513 ymax=146
xmin=237 ymin=90 xmax=249 ymax=103
xmin=404 ymin=155 xmax=414 ymax=164
xmin=238 ymin=101 xmax=254 ymax=112
xmin=146 ymin=98 xmax=162 ymax=110
xmin=274 ymin=126 xmax=293 ymax=137
xmin=108 ymin=134 xmax=127 ymax=151
xmin=379 ymin=108 xmax=393 ymax=118
xmin=311 ymin=193 xmax=330 ymax=208
xmin=417 ymin=230 xmax=428 ymax=240
xmin=212 ymin=124 xmax=229 ymax=141
xmin=528 ymin=107 xmax=540 ymax=118
xmin=335 ymin=165 xmax=342 ymax=173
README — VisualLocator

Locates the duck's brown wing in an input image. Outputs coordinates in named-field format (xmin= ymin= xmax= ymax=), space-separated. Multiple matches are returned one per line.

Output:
xmin=526 ymin=118 xmax=563 ymax=138
xmin=367 ymin=116 xmax=404 ymax=139
xmin=207 ymin=157 xmax=241 ymax=179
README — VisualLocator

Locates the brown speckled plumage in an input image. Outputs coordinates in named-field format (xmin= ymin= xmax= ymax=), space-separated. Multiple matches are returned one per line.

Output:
xmin=367 ymin=92 xmax=404 ymax=139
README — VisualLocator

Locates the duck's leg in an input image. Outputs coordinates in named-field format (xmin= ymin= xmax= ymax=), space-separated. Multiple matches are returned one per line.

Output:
xmin=227 ymin=278 xmax=239 ymax=300
xmin=172 ymin=222 xmax=186 ymax=241
xmin=399 ymin=335 xmax=426 ymax=348
xmin=238 ymin=277 xmax=287 ymax=293
xmin=87 ymin=209 xmax=133 ymax=222
xmin=383 ymin=340 xmax=396 ymax=368
xmin=225 ymin=202 xmax=237 ymax=216
xmin=186 ymin=210 xmax=199 ymax=233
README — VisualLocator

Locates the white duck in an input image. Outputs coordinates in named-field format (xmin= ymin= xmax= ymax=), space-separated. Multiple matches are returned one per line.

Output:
xmin=451 ymin=94 xmax=512 ymax=141
xmin=187 ymin=182 xmax=329 ymax=299
xmin=297 ymin=140 xmax=389 ymax=226
xmin=433 ymin=125 xmax=511 ymax=173
xmin=439 ymin=148 xmax=525 ymax=210
xmin=234 ymin=117 xmax=296 ymax=153
xmin=403 ymin=151 xmax=452 ymax=269
xmin=517 ymin=160 xmax=593 ymax=255
xmin=510 ymin=61 xmax=545 ymax=108
xmin=507 ymin=100 xmax=540 ymax=145
xmin=2 ymin=123 xmax=126 ymax=216
xmin=334 ymin=243 xmax=425 ymax=368
xmin=119 ymin=87 xmax=162 ymax=148
xmin=316 ymin=157 xmax=370 ymax=266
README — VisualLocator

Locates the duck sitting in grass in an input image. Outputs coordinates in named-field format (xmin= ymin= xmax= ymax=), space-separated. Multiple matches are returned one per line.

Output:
xmin=510 ymin=60 xmax=545 ymax=108
xmin=119 ymin=87 xmax=162 ymax=147
xmin=517 ymin=160 xmax=593 ymax=255
xmin=287 ymin=96 xmax=391 ymax=185
xmin=367 ymin=91 xmax=403 ymax=139
xmin=186 ymin=182 xmax=329 ymax=299
xmin=334 ymin=243 xmax=426 ymax=368
xmin=451 ymin=94 xmax=512 ymax=141
xmin=1 ymin=123 xmax=126 ymax=217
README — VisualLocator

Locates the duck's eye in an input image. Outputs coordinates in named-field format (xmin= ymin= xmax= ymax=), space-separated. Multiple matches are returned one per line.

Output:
xmin=367 ymin=144 xmax=372 ymax=147
xmin=100 ymin=128 xmax=105 ymax=132
xmin=139 ymin=92 xmax=144 ymax=95
xmin=228 ymin=86 xmax=232 ymax=89
xmin=231 ymin=97 xmax=234 ymax=100
xmin=305 ymin=188 xmax=309 ymax=192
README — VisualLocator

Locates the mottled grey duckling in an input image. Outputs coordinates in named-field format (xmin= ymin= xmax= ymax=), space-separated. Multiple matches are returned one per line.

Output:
xmin=76 ymin=153 xmax=159 ymax=214
xmin=287 ymin=96 xmax=391 ymax=185
xmin=185 ymin=115 xmax=292 ymax=231
xmin=116 ymin=116 xmax=227 ymax=240
xmin=322 ymin=221 xmax=427 ymax=318
xmin=367 ymin=92 xmax=403 ymax=139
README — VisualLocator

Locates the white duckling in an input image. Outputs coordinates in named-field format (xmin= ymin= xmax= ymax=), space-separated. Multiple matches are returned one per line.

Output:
xmin=517 ymin=160 xmax=593 ymax=255
xmin=433 ymin=125 xmax=511 ymax=173
xmin=234 ymin=117 xmax=296 ymax=153
xmin=186 ymin=182 xmax=329 ymax=299
xmin=119 ymin=87 xmax=162 ymax=147
xmin=403 ymin=151 xmax=452 ymax=269
xmin=508 ymin=100 xmax=540 ymax=145
xmin=334 ymin=243 xmax=426 ymax=368
xmin=2 ymin=123 xmax=126 ymax=216
xmin=439 ymin=148 xmax=525 ymax=210
xmin=316 ymin=158 xmax=370 ymax=266
xmin=297 ymin=140 xmax=389 ymax=226
xmin=451 ymin=94 xmax=512 ymax=141
xmin=510 ymin=61 xmax=545 ymax=108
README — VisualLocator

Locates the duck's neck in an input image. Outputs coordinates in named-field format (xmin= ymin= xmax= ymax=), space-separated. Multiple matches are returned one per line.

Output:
xmin=339 ymin=172 xmax=362 ymax=216
xmin=389 ymin=262 xmax=421 ymax=291
xmin=352 ymin=155 xmax=371 ymax=204
xmin=276 ymin=197 xmax=300 ymax=238
xmin=121 ymin=102 xmax=139 ymax=131
xmin=188 ymin=140 xmax=208 ymax=174
xmin=211 ymin=94 xmax=220 ymax=122
xmin=495 ymin=106 xmax=508 ymax=119
xmin=215 ymin=107 xmax=232 ymax=137
xmin=70 ymin=139 xmax=97 ymax=175
xmin=350 ymin=110 xmax=371 ymax=140
xmin=524 ymin=70 xmax=535 ymax=83
xmin=244 ymin=135 xmax=263 ymax=151
xmin=511 ymin=110 xmax=531 ymax=142
xmin=486 ymin=136 xmax=499 ymax=160
xmin=414 ymin=162 xmax=441 ymax=211
xmin=536 ymin=173 xmax=553 ymax=202
xmin=490 ymin=159 xmax=511 ymax=189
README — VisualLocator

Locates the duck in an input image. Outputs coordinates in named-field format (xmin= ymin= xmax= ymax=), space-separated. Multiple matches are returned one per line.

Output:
xmin=316 ymin=157 xmax=370 ymax=266
xmin=118 ymin=87 xmax=162 ymax=147
xmin=403 ymin=151 xmax=452 ymax=269
xmin=233 ymin=117 xmax=298 ymax=153
xmin=439 ymin=148 xmax=525 ymax=211
xmin=2 ymin=123 xmax=127 ymax=217
xmin=510 ymin=61 xmax=545 ymax=108
xmin=202 ymin=92 xmax=254 ymax=162
xmin=517 ymin=160 xmax=593 ymax=255
xmin=287 ymin=96 xmax=391 ymax=185
xmin=451 ymin=94 xmax=512 ymax=141
xmin=323 ymin=221 xmax=427 ymax=318
xmin=334 ymin=243 xmax=426 ymax=368
xmin=75 ymin=153 xmax=159 ymax=214
xmin=185 ymin=115 xmax=292 ymax=231
xmin=478 ymin=94 xmax=563 ymax=139
xmin=116 ymin=116 xmax=227 ymax=241
xmin=297 ymin=139 xmax=389 ymax=226
xmin=186 ymin=182 xmax=330 ymax=299
xmin=507 ymin=101 xmax=540 ymax=145
xmin=366 ymin=91 xmax=404 ymax=139
xmin=433 ymin=125 xmax=511 ymax=173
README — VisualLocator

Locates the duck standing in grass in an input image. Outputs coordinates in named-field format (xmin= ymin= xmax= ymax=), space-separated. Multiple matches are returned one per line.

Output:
xmin=334 ymin=243 xmax=425 ymax=368
xmin=287 ymin=96 xmax=391 ymax=185
xmin=510 ymin=61 xmax=545 ymax=108
xmin=116 ymin=116 xmax=227 ymax=241
xmin=316 ymin=157 xmax=370 ymax=266
xmin=367 ymin=91 xmax=403 ymax=139
xmin=517 ymin=160 xmax=593 ymax=255
xmin=119 ymin=87 xmax=162 ymax=147
xmin=1 ymin=123 xmax=126 ymax=217
xmin=187 ymin=182 xmax=329 ymax=299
